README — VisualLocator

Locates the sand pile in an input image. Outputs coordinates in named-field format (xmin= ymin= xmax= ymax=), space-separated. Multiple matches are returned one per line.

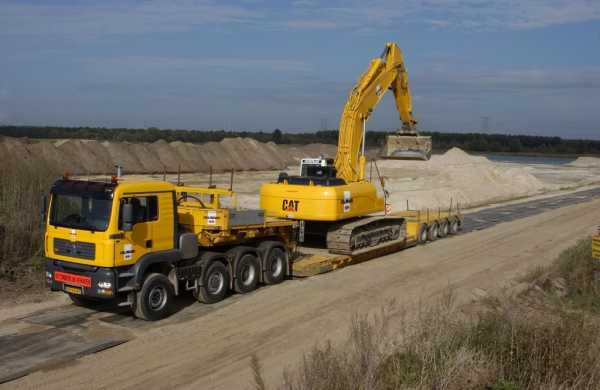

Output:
xmin=0 ymin=136 xmax=309 ymax=176
xmin=378 ymin=147 xmax=545 ymax=211
xmin=569 ymin=157 xmax=600 ymax=168
xmin=102 ymin=141 xmax=144 ymax=173
xmin=129 ymin=143 xmax=165 ymax=173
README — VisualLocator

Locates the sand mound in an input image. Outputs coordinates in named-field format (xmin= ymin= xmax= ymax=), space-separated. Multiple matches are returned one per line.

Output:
xmin=102 ymin=141 xmax=144 ymax=173
xmin=129 ymin=143 xmax=165 ymax=173
xmin=2 ymin=136 xmax=307 ymax=176
xmin=380 ymin=147 xmax=545 ymax=211
xmin=569 ymin=157 xmax=600 ymax=168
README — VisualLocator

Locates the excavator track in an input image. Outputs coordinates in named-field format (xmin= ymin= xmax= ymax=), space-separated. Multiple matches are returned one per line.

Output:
xmin=326 ymin=216 xmax=406 ymax=255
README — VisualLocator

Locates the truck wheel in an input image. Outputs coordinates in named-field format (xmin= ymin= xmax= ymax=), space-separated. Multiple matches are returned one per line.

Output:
xmin=427 ymin=223 xmax=439 ymax=241
xmin=195 ymin=262 xmax=229 ymax=304
xmin=438 ymin=220 xmax=449 ymax=238
xmin=68 ymin=294 xmax=98 ymax=307
xmin=450 ymin=219 xmax=460 ymax=235
xmin=418 ymin=224 xmax=428 ymax=244
xmin=133 ymin=273 xmax=174 ymax=321
xmin=234 ymin=253 xmax=260 ymax=294
xmin=263 ymin=247 xmax=287 ymax=285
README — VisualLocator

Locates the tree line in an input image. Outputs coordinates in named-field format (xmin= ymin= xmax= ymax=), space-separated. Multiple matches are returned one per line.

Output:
xmin=1 ymin=125 xmax=599 ymax=155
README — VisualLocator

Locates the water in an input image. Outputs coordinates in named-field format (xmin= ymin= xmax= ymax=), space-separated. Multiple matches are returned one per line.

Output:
xmin=482 ymin=153 xmax=575 ymax=166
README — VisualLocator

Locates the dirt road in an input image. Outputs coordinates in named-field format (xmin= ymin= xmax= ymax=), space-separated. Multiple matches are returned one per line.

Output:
xmin=7 ymin=198 xmax=600 ymax=390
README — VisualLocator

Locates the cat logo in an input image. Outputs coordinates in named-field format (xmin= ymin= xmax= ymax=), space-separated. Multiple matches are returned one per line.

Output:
xmin=375 ymin=84 xmax=383 ymax=96
xmin=282 ymin=199 xmax=300 ymax=212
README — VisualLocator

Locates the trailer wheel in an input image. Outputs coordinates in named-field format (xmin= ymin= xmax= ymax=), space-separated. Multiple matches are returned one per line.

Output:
xmin=68 ymin=294 xmax=98 ymax=307
xmin=133 ymin=273 xmax=175 ymax=321
xmin=450 ymin=219 xmax=460 ymax=235
xmin=438 ymin=219 xmax=449 ymax=238
xmin=195 ymin=262 xmax=229 ymax=304
xmin=418 ymin=224 xmax=428 ymax=244
xmin=263 ymin=247 xmax=287 ymax=285
xmin=234 ymin=253 xmax=260 ymax=294
xmin=427 ymin=223 xmax=439 ymax=241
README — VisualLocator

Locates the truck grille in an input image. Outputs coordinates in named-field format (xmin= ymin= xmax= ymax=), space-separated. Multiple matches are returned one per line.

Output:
xmin=54 ymin=238 xmax=95 ymax=260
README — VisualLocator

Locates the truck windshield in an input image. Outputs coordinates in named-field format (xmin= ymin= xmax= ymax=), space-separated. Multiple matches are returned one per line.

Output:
xmin=50 ymin=193 xmax=113 ymax=232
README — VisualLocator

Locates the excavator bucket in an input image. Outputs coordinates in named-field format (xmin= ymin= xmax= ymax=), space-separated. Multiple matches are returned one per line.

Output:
xmin=380 ymin=131 xmax=432 ymax=161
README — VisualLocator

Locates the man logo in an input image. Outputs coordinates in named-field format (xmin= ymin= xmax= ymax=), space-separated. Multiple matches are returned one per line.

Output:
xmin=282 ymin=199 xmax=300 ymax=212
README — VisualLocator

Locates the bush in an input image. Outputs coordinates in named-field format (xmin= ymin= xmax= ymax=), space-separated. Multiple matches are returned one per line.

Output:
xmin=275 ymin=241 xmax=600 ymax=390
xmin=0 ymin=158 xmax=56 ymax=282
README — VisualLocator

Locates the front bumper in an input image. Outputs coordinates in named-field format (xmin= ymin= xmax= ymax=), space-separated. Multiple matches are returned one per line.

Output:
xmin=45 ymin=259 xmax=117 ymax=299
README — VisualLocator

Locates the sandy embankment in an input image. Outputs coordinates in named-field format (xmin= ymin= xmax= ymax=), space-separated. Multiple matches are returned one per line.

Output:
xmin=2 ymin=135 xmax=597 ymax=212
xmin=0 ymin=136 xmax=336 ymax=175
xmin=377 ymin=147 xmax=546 ymax=211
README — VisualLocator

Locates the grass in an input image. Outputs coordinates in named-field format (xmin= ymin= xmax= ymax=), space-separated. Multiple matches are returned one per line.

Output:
xmin=0 ymin=157 xmax=56 ymax=286
xmin=260 ymin=238 xmax=600 ymax=390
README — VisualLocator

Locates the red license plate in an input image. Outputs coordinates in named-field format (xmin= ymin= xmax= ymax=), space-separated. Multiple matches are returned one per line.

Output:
xmin=54 ymin=271 xmax=91 ymax=288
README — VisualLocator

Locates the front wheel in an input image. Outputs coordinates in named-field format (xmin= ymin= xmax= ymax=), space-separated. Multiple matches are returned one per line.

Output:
xmin=133 ymin=273 xmax=175 ymax=321
xmin=194 ymin=262 xmax=230 ymax=304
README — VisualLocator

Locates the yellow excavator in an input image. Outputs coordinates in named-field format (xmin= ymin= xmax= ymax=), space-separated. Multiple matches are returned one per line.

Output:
xmin=260 ymin=42 xmax=429 ymax=253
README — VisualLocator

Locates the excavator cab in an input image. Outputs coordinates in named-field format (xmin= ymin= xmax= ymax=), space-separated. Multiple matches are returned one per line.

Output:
xmin=381 ymin=128 xmax=432 ymax=161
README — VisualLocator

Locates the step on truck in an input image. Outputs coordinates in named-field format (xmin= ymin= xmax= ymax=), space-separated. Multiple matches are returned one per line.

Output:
xmin=44 ymin=177 xmax=296 ymax=321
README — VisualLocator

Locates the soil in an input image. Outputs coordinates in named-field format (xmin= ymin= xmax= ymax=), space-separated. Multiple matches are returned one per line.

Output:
xmin=5 ymin=198 xmax=600 ymax=389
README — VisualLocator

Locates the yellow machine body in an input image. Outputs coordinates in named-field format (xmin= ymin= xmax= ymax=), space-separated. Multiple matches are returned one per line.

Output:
xmin=260 ymin=180 xmax=384 ymax=221
xmin=260 ymin=42 xmax=418 ymax=223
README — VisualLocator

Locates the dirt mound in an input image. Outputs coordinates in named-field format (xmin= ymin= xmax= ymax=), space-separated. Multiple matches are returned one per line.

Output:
xmin=431 ymin=147 xmax=489 ymax=165
xmin=129 ymin=143 xmax=165 ymax=173
xmin=169 ymin=141 xmax=206 ymax=172
xmin=378 ymin=147 xmax=545 ymax=211
xmin=27 ymin=141 xmax=80 ymax=173
xmin=0 ymin=136 xmax=337 ymax=175
xmin=101 ymin=141 xmax=144 ymax=174
xmin=0 ymin=137 xmax=37 ymax=170
xmin=569 ymin=157 xmax=600 ymax=168
xmin=54 ymin=139 xmax=112 ymax=174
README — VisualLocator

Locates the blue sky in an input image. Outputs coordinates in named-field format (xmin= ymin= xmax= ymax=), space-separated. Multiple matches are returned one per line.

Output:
xmin=1 ymin=1 xmax=600 ymax=139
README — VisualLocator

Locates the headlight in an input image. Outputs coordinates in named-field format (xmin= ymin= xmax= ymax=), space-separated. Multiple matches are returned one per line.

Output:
xmin=97 ymin=281 xmax=112 ymax=289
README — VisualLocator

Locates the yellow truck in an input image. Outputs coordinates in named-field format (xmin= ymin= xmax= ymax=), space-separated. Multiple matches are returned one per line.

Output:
xmin=44 ymin=177 xmax=296 ymax=321
xmin=43 ymin=177 xmax=461 ymax=321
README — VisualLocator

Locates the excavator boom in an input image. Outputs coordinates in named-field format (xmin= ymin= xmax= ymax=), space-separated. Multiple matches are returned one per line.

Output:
xmin=334 ymin=43 xmax=430 ymax=183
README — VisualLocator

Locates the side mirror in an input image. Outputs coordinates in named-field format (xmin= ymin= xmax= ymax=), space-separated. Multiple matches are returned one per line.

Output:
xmin=121 ymin=203 xmax=134 ymax=231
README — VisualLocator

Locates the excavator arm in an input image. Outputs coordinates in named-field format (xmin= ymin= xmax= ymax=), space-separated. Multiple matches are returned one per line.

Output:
xmin=335 ymin=42 xmax=420 ymax=183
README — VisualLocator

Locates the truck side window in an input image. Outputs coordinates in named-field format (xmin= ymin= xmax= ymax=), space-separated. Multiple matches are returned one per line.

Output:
xmin=119 ymin=196 xmax=158 ymax=229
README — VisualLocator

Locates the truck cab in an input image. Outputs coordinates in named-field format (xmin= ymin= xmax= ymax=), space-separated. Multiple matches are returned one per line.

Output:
xmin=45 ymin=178 xmax=295 ymax=320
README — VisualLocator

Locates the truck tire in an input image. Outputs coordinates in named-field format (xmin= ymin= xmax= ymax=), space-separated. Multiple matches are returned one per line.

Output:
xmin=418 ymin=224 xmax=428 ymax=244
xmin=195 ymin=262 xmax=229 ymax=304
xmin=234 ymin=253 xmax=260 ymax=294
xmin=263 ymin=247 xmax=287 ymax=285
xmin=427 ymin=223 xmax=439 ymax=241
xmin=450 ymin=219 xmax=460 ymax=235
xmin=68 ymin=294 xmax=98 ymax=307
xmin=133 ymin=273 xmax=175 ymax=321
xmin=438 ymin=219 xmax=449 ymax=238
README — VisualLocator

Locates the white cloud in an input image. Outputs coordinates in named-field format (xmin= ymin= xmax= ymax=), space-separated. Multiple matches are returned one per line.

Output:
xmin=2 ymin=0 xmax=599 ymax=36
xmin=277 ymin=0 xmax=600 ymax=31
xmin=0 ymin=1 xmax=263 ymax=35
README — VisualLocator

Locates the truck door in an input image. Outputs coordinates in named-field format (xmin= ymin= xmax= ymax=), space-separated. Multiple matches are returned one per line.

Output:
xmin=114 ymin=195 xmax=159 ymax=267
